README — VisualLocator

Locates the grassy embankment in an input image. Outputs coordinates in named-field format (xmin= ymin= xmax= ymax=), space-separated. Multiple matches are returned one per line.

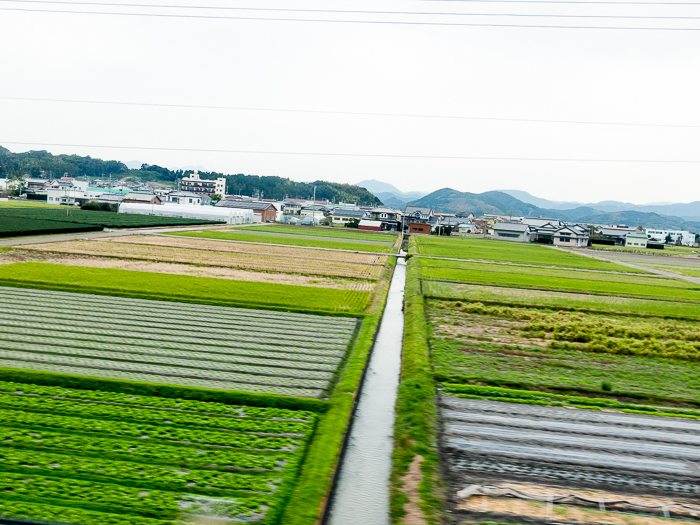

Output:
xmin=170 ymin=230 xmax=398 ymax=253
xmin=391 ymin=256 xmax=442 ymax=525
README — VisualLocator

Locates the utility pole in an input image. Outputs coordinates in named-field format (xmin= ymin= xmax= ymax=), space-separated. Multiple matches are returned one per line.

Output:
xmin=313 ymin=185 xmax=316 ymax=203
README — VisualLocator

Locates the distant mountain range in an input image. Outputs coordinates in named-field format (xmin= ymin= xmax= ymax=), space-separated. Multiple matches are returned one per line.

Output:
xmin=407 ymin=188 xmax=700 ymax=232
xmin=355 ymin=179 xmax=427 ymax=208
xmin=500 ymin=189 xmax=700 ymax=222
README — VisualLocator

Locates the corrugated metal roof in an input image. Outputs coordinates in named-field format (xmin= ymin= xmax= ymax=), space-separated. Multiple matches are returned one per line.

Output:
xmin=216 ymin=200 xmax=275 ymax=210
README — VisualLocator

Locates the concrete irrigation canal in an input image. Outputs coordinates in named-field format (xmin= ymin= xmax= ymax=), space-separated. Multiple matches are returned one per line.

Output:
xmin=327 ymin=255 xmax=407 ymax=525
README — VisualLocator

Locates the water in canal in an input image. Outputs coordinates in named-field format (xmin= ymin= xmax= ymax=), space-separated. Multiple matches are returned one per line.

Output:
xmin=327 ymin=255 xmax=406 ymax=525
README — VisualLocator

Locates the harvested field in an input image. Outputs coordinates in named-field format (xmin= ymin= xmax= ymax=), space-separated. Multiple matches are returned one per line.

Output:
xmin=441 ymin=397 xmax=700 ymax=523
xmin=20 ymin=238 xmax=386 ymax=280
xmin=0 ymin=250 xmax=374 ymax=290
xmin=113 ymin=234 xmax=387 ymax=264
xmin=0 ymin=286 xmax=359 ymax=398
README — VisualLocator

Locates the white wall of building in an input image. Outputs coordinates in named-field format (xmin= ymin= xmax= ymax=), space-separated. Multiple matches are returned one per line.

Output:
xmin=645 ymin=228 xmax=695 ymax=246
xmin=118 ymin=202 xmax=256 ymax=223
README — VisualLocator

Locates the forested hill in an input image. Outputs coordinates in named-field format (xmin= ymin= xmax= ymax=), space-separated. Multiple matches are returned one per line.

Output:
xmin=0 ymin=147 xmax=381 ymax=205
xmin=408 ymin=187 xmax=700 ymax=232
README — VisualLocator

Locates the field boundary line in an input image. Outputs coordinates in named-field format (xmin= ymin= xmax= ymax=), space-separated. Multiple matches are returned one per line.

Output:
xmin=157 ymin=233 xmax=404 ymax=257
xmin=413 ymin=254 xmax=655 ymax=276
xmin=422 ymin=278 xmax=700 ymax=305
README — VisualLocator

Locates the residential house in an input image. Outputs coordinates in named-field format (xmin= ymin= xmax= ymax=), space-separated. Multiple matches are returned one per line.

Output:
xmin=407 ymin=222 xmax=431 ymax=235
xmin=358 ymin=219 xmax=383 ymax=231
xmin=122 ymin=193 xmax=162 ymax=205
xmin=216 ymin=199 xmax=277 ymax=222
xmin=331 ymin=209 xmax=366 ymax=226
xmin=165 ymin=191 xmax=207 ymax=206
xmin=403 ymin=206 xmax=434 ymax=223
xmin=625 ymin=233 xmax=648 ymax=248
xmin=367 ymin=207 xmax=403 ymax=231
xmin=493 ymin=222 xmax=535 ymax=243
xmin=553 ymin=224 xmax=589 ymax=247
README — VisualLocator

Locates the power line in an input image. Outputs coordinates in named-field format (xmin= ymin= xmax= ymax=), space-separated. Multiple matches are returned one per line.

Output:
xmin=412 ymin=0 xmax=700 ymax=4
xmin=3 ymin=6 xmax=700 ymax=29
xmin=3 ymin=141 xmax=700 ymax=163
xmin=2 ymin=96 xmax=699 ymax=129
xmin=3 ymin=0 xmax=700 ymax=20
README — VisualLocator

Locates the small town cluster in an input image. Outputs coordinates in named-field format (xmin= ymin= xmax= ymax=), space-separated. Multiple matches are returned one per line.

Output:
xmin=2 ymin=172 xmax=694 ymax=247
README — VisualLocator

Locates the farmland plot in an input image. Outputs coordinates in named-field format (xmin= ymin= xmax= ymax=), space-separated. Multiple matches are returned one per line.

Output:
xmin=441 ymin=396 xmax=700 ymax=524
xmin=24 ymin=238 xmax=385 ymax=279
xmin=0 ymin=379 xmax=316 ymax=524
xmin=0 ymin=286 xmax=359 ymax=398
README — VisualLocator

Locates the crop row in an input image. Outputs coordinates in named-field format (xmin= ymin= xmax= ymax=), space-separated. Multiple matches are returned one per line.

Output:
xmin=1 ymin=339 xmax=341 ymax=370
xmin=0 ymin=309 xmax=355 ymax=345
xmin=0 ymin=392 xmax=313 ymax=434
xmin=0 ymin=498 xmax=171 ymax=525
xmin=0 ymin=319 xmax=350 ymax=350
xmin=0 ymin=446 xmax=282 ymax=493
xmin=0 ymin=332 xmax=345 ymax=360
xmin=0 ymin=303 xmax=357 ymax=341
xmin=0 ymin=352 xmax=330 ymax=388
xmin=0 ymin=426 xmax=288 ymax=470
xmin=440 ymin=383 xmax=700 ymax=419
xmin=1 ymin=407 xmax=302 ymax=449
xmin=0 ymin=285 xmax=359 ymax=328
xmin=0 ymin=345 xmax=335 ymax=379
xmin=0 ymin=360 xmax=325 ymax=397
xmin=0 ymin=380 xmax=315 ymax=420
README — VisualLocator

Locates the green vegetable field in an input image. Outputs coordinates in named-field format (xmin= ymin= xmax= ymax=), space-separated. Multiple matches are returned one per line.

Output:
xmin=239 ymin=224 xmax=399 ymax=242
xmin=392 ymin=232 xmax=700 ymax=523
xmin=0 ymin=285 xmax=358 ymax=398
xmin=0 ymin=207 xmax=220 ymax=237
xmin=0 ymin=379 xmax=316 ymax=524
xmin=170 ymin=230 xmax=398 ymax=253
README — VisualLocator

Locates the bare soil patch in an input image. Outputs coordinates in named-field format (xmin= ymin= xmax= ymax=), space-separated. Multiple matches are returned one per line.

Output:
xmin=19 ymin=238 xmax=385 ymax=279
xmin=400 ymin=454 xmax=427 ymax=525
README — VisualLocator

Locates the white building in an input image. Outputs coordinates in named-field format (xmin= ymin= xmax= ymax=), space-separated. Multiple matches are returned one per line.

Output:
xmin=180 ymin=171 xmax=226 ymax=197
xmin=625 ymin=233 xmax=648 ymax=248
xmin=118 ymin=202 xmax=255 ymax=224
xmin=645 ymin=228 xmax=695 ymax=246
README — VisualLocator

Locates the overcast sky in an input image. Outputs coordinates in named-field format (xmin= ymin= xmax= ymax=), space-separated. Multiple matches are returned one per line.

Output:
xmin=1 ymin=0 xmax=699 ymax=204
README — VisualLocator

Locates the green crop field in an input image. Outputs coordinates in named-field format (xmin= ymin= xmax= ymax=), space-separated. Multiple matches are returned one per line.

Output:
xmin=170 ymin=230 xmax=397 ymax=253
xmin=0 ymin=207 xmax=221 ymax=235
xmin=0 ymin=217 xmax=103 ymax=237
xmin=239 ymin=224 xmax=399 ymax=242
xmin=410 ymin=236 xmax=642 ymax=271
xmin=421 ymin=262 xmax=700 ymax=303
xmin=0 ymin=263 xmax=370 ymax=314
xmin=423 ymin=281 xmax=700 ymax=319
xmin=0 ymin=378 xmax=317 ymax=524
xmin=392 ymin=241 xmax=700 ymax=523
xmin=0 ymin=285 xmax=359 ymax=398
